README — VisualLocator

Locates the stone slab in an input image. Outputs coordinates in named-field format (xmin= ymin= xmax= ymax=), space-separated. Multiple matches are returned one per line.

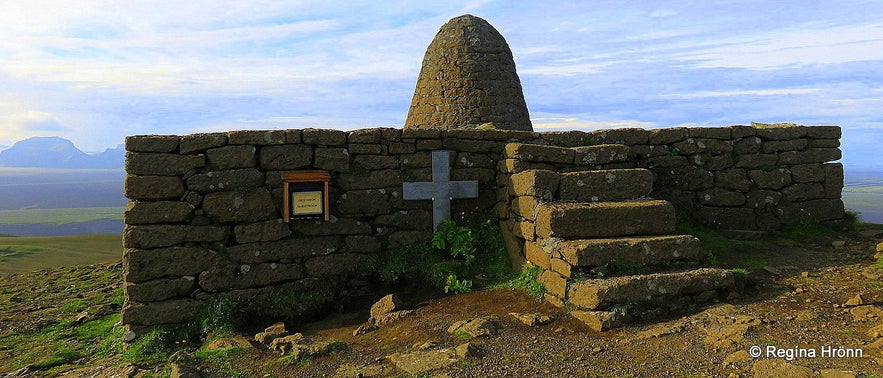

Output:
xmin=558 ymin=169 xmax=652 ymax=202
xmin=558 ymin=235 xmax=701 ymax=267
xmin=567 ymin=268 xmax=734 ymax=310
xmin=535 ymin=200 xmax=676 ymax=239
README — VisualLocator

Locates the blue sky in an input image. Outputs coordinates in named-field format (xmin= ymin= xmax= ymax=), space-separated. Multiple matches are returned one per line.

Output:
xmin=1 ymin=1 xmax=882 ymax=168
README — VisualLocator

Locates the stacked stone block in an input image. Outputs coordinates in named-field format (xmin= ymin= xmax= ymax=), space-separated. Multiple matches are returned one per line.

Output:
xmin=498 ymin=142 xmax=734 ymax=330
xmin=404 ymin=14 xmax=533 ymax=131
xmin=122 ymin=128 xmax=538 ymax=332
xmin=122 ymin=124 xmax=843 ymax=333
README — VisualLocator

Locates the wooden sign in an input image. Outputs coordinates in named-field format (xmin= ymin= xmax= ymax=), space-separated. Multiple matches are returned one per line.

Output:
xmin=282 ymin=171 xmax=331 ymax=222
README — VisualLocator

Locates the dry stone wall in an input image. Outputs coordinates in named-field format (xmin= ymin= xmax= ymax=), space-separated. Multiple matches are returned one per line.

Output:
xmin=122 ymin=124 xmax=843 ymax=331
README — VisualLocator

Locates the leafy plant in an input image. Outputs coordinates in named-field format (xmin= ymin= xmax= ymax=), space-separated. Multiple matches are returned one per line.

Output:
xmin=444 ymin=274 xmax=473 ymax=294
xmin=433 ymin=219 xmax=477 ymax=265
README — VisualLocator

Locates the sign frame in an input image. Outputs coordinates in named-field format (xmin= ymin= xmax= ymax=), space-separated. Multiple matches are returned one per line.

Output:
xmin=282 ymin=171 xmax=331 ymax=222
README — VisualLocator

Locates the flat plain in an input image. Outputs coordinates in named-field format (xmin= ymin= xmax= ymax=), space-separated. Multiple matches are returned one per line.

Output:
xmin=0 ymin=234 xmax=122 ymax=275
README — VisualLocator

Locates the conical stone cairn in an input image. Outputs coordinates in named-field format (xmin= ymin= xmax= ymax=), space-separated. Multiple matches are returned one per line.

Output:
xmin=404 ymin=14 xmax=533 ymax=131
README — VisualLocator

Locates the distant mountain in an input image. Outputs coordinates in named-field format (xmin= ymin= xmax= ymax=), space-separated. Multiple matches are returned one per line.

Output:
xmin=0 ymin=137 xmax=123 ymax=169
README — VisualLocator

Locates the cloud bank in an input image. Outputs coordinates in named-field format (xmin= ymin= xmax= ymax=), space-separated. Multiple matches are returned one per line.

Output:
xmin=0 ymin=1 xmax=880 ymax=168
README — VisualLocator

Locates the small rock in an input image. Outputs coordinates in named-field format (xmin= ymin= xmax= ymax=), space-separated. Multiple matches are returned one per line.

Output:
xmin=862 ymin=270 xmax=880 ymax=280
xmin=447 ymin=317 xmax=497 ymax=339
xmin=370 ymin=294 xmax=403 ymax=319
xmin=335 ymin=363 xmax=389 ymax=378
xmin=72 ymin=311 xmax=91 ymax=325
xmin=750 ymin=359 xmax=813 ymax=378
xmin=255 ymin=322 xmax=288 ymax=344
xmin=509 ymin=312 xmax=553 ymax=326
xmin=832 ymin=240 xmax=846 ymax=248
xmin=795 ymin=287 xmax=804 ymax=294
xmin=269 ymin=333 xmax=308 ymax=354
xmin=850 ymin=305 xmax=883 ymax=320
xmin=867 ymin=323 xmax=883 ymax=338
xmin=571 ymin=310 xmax=630 ymax=332
xmin=206 ymin=336 xmax=252 ymax=350
xmin=6 ymin=367 xmax=30 ymax=378
xmin=724 ymin=350 xmax=751 ymax=364
xmin=455 ymin=342 xmax=482 ymax=358
xmin=387 ymin=349 xmax=457 ymax=374
xmin=285 ymin=340 xmax=347 ymax=361
xmin=123 ymin=330 xmax=138 ymax=343
xmin=819 ymin=369 xmax=857 ymax=378
xmin=413 ymin=341 xmax=441 ymax=350
xmin=353 ymin=323 xmax=379 ymax=336
xmin=876 ymin=241 xmax=883 ymax=252
xmin=761 ymin=266 xmax=782 ymax=276
xmin=845 ymin=294 xmax=865 ymax=307
xmin=170 ymin=363 xmax=202 ymax=378
xmin=373 ymin=310 xmax=416 ymax=327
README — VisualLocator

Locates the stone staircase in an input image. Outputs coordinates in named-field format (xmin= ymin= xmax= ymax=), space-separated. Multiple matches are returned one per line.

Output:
xmin=502 ymin=142 xmax=734 ymax=331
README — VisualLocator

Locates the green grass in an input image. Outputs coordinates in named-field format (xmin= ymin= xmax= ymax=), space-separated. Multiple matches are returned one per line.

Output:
xmin=675 ymin=222 xmax=769 ymax=269
xmin=0 ymin=234 xmax=122 ymax=275
xmin=0 ymin=206 xmax=124 ymax=225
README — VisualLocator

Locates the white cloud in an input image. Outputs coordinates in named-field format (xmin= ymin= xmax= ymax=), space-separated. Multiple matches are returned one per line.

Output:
xmin=674 ymin=22 xmax=883 ymax=69
xmin=649 ymin=9 xmax=677 ymax=18
xmin=0 ymin=110 xmax=68 ymax=145
xmin=531 ymin=117 xmax=654 ymax=131
xmin=661 ymin=88 xmax=822 ymax=100
xmin=521 ymin=60 xmax=623 ymax=76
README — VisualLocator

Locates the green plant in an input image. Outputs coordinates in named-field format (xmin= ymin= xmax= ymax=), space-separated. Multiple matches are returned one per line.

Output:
xmin=730 ymin=268 xmax=749 ymax=277
xmin=842 ymin=209 xmax=860 ymax=230
xmin=444 ymin=274 xmax=473 ymax=293
xmin=498 ymin=264 xmax=546 ymax=298
xmin=452 ymin=328 xmax=472 ymax=340
xmin=122 ymin=325 xmax=200 ymax=365
xmin=374 ymin=216 xmax=513 ymax=294
xmin=31 ymin=347 xmax=83 ymax=369
xmin=59 ymin=298 xmax=88 ymax=313
xmin=433 ymin=219 xmax=477 ymax=265
xmin=198 ymin=298 xmax=243 ymax=337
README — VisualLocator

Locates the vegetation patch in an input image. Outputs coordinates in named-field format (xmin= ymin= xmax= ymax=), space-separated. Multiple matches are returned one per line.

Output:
xmin=371 ymin=217 xmax=512 ymax=294
xmin=0 ymin=207 xmax=125 ymax=225
xmin=0 ymin=234 xmax=122 ymax=275
xmin=497 ymin=264 xmax=546 ymax=299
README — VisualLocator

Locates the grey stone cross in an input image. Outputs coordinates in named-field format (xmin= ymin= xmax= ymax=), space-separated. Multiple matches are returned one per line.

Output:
xmin=402 ymin=150 xmax=479 ymax=231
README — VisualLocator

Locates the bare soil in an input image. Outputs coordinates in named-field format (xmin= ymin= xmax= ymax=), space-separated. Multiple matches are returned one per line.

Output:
xmin=1 ymin=227 xmax=882 ymax=377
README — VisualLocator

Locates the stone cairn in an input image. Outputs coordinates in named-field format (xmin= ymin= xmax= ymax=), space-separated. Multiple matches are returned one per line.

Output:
xmin=404 ymin=14 xmax=533 ymax=131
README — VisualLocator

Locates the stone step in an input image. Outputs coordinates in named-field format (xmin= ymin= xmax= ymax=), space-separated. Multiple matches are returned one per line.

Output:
xmin=567 ymin=268 xmax=735 ymax=310
xmin=558 ymin=168 xmax=653 ymax=202
xmin=535 ymin=200 xmax=676 ymax=239
xmin=557 ymin=235 xmax=701 ymax=267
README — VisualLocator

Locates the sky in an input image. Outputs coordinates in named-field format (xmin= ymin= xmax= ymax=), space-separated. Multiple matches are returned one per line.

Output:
xmin=1 ymin=1 xmax=882 ymax=168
